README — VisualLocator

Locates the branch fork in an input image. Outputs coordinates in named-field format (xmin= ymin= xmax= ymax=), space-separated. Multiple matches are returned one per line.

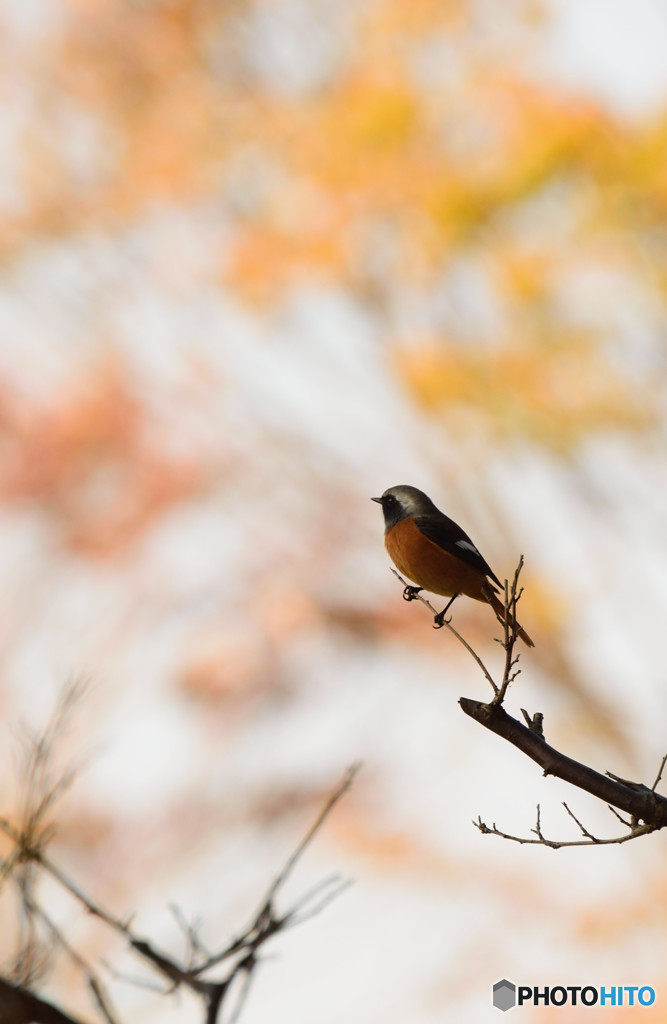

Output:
xmin=390 ymin=558 xmax=667 ymax=848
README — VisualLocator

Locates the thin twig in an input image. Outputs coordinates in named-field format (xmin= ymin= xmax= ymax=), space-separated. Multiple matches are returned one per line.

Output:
xmin=1 ymin=683 xmax=358 ymax=1024
xmin=651 ymin=754 xmax=667 ymax=792
xmin=607 ymin=805 xmax=632 ymax=828
xmin=169 ymin=904 xmax=211 ymax=965
xmin=562 ymin=802 xmax=598 ymax=842
xmin=19 ymin=890 xmax=118 ymax=1024
xmin=261 ymin=763 xmax=359 ymax=909
xmin=284 ymin=878 xmax=354 ymax=927
xmin=195 ymin=763 xmax=360 ymax=976
xmin=491 ymin=557 xmax=524 ymax=707
xmin=0 ymin=822 xmax=134 ymax=940
xmin=392 ymin=549 xmax=667 ymax=849
xmin=475 ymin=813 xmax=656 ymax=849
xmin=390 ymin=569 xmax=499 ymax=693
xmin=226 ymin=956 xmax=258 ymax=1024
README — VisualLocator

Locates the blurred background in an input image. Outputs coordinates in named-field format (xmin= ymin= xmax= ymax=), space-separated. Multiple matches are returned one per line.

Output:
xmin=1 ymin=0 xmax=667 ymax=1020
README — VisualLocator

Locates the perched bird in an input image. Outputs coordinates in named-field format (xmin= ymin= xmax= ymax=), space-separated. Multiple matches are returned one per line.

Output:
xmin=372 ymin=484 xmax=534 ymax=647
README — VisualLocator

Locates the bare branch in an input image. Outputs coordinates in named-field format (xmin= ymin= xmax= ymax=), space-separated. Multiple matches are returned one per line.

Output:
xmin=651 ymin=753 xmax=667 ymax=792
xmin=390 ymin=558 xmax=529 ymax=704
xmin=194 ymin=762 xmax=361 ymax=976
xmin=282 ymin=877 xmax=354 ymax=928
xmin=472 ymin=802 xmax=627 ymax=849
xmin=607 ymin=804 xmax=632 ymax=828
xmin=17 ymin=891 xmax=119 ymax=1024
xmin=259 ymin=762 xmax=359 ymax=913
xmin=225 ymin=960 xmax=257 ymax=1024
xmin=169 ymin=904 xmax=211 ymax=965
xmin=459 ymin=698 xmax=667 ymax=830
xmin=1 ymin=764 xmax=358 ymax=1024
xmin=390 ymin=568 xmax=498 ymax=693
xmin=490 ymin=557 xmax=525 ymax=707
xmin=475 ymin=807 xmax=657 ymax=848
xmin=562 ymin=802 xmax=599 ymax=841
xmin=4 ymin=681 xmax=91 ymax=990
xmin=392 ymin=554 xmax=665 ymax=848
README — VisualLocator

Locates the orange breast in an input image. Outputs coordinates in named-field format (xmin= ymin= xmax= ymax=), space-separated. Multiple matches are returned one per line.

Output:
xmin=385 ymin=518 xmax=489 ymax=602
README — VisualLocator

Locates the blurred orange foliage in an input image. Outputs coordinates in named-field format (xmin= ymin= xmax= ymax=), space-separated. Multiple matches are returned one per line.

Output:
xmin=393 ymin=337 xmax=655 ymax=447
xmin=0 ymin=363 xmax=204 ymax=555
xmin=0 ymin=0 xmax=650 ymax=460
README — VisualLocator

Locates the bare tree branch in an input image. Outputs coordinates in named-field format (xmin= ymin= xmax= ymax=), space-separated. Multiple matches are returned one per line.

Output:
xmin=392 ymin=557 xmax=667 ymax=847
xmin=17 ymin=889 xmax=118 ymax=1024
xmin=390 ymin=568 xmax=499 ymax=693
xmin=651 ymin=753 xmax=667 ymax=792
xmin=1 ymin=763 xmax=359 ymax=1024
xmin=474 ymin=816 xmax=656 ymax=849
xmin=492 ymin=558 xmax=524 ymax=707
xmin=460 ymin=698 xmax=667 ymax=832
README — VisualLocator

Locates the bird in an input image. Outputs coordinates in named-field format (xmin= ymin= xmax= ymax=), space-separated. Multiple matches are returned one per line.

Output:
xmin=372 ymin=484 xmax=534 ymax=647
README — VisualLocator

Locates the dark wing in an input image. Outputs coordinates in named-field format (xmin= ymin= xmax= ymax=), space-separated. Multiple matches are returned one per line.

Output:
xmin=414 ymin=513 xmax=502 ymax=589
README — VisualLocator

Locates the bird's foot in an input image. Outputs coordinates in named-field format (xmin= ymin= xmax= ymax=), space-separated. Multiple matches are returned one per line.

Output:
xmin=433 ymin=594 xmax=459 ymax=629
xmin=402 ymin=585 xmax=423 ymax=602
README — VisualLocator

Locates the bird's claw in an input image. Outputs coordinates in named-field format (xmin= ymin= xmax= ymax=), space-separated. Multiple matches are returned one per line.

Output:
xmin=402 ymin=585 xmax=423 ymax=602
xmin=433 ymin=610 xmax=452 ymax=629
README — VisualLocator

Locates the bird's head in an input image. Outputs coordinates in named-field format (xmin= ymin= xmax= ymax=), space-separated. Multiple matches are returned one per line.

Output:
xmin=371 ymin=485 xmax=438 ymax=530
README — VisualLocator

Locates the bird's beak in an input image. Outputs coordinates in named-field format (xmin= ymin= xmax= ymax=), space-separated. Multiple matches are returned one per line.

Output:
xmin=371 ymin=496 xmax=383 ymax=504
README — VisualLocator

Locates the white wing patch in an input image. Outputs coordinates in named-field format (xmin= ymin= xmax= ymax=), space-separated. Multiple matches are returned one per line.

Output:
xmin=456 ymin=539 xmax=480 ymax=555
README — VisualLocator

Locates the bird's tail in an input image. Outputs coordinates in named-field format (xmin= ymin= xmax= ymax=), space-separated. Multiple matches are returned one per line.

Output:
xmin=487 ymin=590 xmax=535 ymax=648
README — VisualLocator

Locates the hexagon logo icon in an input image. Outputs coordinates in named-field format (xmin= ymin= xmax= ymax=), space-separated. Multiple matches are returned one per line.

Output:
xmin=493 ymin=979 xmax=516 ymax=1012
